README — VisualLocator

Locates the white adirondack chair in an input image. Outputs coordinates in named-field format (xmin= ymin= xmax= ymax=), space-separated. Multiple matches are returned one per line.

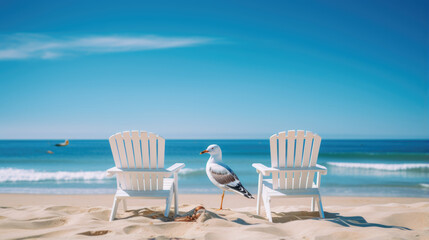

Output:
xmin=252 ymin=130 xmax=327 ymax=222
xmin=106 ymin=131 xmax=185 ymax=221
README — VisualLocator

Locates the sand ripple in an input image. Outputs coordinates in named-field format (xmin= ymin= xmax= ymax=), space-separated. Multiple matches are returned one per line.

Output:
xmin=0 ymin=199 xmax=428 ymax=239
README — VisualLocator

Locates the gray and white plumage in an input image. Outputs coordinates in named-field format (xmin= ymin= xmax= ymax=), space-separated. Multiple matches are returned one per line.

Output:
xmin=202 ymin=144 xmax=253 ymax=199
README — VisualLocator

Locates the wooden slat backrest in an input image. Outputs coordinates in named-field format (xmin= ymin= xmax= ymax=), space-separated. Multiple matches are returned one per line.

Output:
xmin=108 ymin=131 xmax=166 ymax=191
xmin=114 ymin=133 xmax=131 ymax=189
xmin=131 ymin=131 xmax=142 ymax=168
xmin=141 ymin=131 xmax=150 ymax=168
xmin=157 ymin=136 xmax=165 ymax=189
xmin=300 ymin=131 xmax=314 ymax=189
xmin=286 ymin=130 xmax=296 ymax=189
xmin=131 ymin=131 xmax=144 ymax=190
xmin=140 ymin=131 xmax=150 ymax=190
xmin=277 ymin=131 xmax=286 ymax=189
xmin=293 ymin=130 xmax=305 ymax=189
xmin=108 ymin=136 xmax=121 ymax=167
xmin=269 ymin=130 xmax=322 ymax=190
xmin=148 ymin=133 xmax=158 ymax=190
xmin=269 ymin=134 xmax=279 ymax=189
xmin=123 ymin=131 xmax=137 ymax=190
xmin=306 ymin=134 xmax=321 ymax=188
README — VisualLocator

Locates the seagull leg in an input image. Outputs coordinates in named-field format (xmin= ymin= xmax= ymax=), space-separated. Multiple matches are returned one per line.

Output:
xmin=217 ymin=190 xmax=225 ymax=211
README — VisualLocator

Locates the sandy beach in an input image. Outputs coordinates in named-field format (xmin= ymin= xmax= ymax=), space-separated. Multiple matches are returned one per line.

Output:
xmin=0 ymin=194 xmax=427 ymax=239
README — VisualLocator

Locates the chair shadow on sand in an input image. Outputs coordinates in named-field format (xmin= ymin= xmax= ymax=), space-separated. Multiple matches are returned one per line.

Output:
xmin=115 ymin=208 xmax=410 ymax=231
xmin=272 ymin=211 xmax=411 ymax=230
xmin=116 ymin=207 xmax=228 ymax=222
xmin=117 ymin=208 xmax=175 ymax=222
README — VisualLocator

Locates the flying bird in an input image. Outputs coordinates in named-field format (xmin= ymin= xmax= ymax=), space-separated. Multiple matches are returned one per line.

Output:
xmin=200 ymin=144 xmax=253 ymax=210
xmin=55 ymin=140 xmax=69 ymax=147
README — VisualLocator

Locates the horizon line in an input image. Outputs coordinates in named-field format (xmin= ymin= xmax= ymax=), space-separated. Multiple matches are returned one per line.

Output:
xmin=0 ymin=138 xmax=428 ymax=141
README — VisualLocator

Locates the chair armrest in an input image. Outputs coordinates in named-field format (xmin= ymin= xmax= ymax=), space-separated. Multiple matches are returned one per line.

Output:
xmin=316 ymin=164 xmax=328 ymax=175
xmin=166 ymin=163 xmax=185 ymax=173
xmin=252 ymin=163 xmax=279 ymax=176
xmin=105 ymin=164 xmax=185 ymax=178
xmin=252 ymin=163 xmax=328 ymax=176
xmin=106 ymin=167 xmax=117 ymax=177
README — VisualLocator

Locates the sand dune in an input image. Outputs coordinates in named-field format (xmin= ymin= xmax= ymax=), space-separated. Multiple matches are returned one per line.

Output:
xmin=0 ymin=194 xmax=428 ymax=239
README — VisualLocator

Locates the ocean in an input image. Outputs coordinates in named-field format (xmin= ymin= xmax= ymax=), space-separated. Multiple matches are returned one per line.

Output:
xmin=0 ymin=140 xmax=428 ymax=197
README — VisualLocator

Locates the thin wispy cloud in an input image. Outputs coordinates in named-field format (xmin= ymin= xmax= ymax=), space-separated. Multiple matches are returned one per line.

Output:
xmin=0 ymin=33 xmax=213 ymax=60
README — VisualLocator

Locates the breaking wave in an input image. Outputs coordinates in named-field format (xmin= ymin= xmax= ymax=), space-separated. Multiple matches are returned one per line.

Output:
xmin=0 ymin=167 xmax=208 ymax=182
xmin=0 ymin=168 xmax=108 ymax=182
xmin=178 ymin=168 xmax=205 ymax=176
xmin=327 ymin=162 xmax=429 ymax=171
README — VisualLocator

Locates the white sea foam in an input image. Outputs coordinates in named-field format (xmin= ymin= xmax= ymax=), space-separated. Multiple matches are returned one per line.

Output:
xmin=0 ymin=187 xmax=116 ymax=194
xmin=0 ymin=167 xmax=207 ymax=182
xmin=178 ymin=168 xmax=205 ymax=175
xmin=420 ymin=183 xmax=429 ymax=188
xmin=0 ymin=168 xmax=108 ymax=182
xmin=327 ymin=162 xmax=429 ymax=171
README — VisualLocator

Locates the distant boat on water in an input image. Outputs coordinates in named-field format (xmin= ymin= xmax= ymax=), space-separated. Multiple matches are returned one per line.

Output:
xmin=55 ymin=140 xmax=69 ymax=147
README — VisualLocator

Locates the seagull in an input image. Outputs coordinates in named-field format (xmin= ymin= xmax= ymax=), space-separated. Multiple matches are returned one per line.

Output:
xmin=200 ymin=144 xmax=253 ymax=210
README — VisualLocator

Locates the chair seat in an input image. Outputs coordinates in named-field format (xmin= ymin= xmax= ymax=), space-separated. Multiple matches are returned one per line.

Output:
xmin=115 ymin=178 xmax=174 ymax=199
xmin=263 ymin=179 xmax=320 ymax=197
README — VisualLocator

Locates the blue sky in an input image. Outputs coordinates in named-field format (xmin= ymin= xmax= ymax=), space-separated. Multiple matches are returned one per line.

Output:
xmin=0 ymin=0 xmax=427 ymax=139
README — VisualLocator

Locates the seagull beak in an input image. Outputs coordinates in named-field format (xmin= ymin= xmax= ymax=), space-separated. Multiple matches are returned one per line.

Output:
xmin=200 ymin=150 xmax=209 ymax=154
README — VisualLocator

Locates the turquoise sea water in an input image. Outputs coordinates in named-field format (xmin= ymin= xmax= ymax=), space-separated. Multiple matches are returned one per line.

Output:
xmin=0 ymin=140 xmax=428 ymax=197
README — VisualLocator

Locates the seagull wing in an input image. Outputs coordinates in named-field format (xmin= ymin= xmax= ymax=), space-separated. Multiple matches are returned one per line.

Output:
xmin=209 ymin=162 xmax=239 ymax=185
xmin=209 ymin=162 xmax=253 ymax=199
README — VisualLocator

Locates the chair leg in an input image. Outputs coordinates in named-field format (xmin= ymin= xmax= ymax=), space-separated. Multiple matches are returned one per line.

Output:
xmin=109 ymin=197 xmax=120 ymax=221
xmin=174 ymin=182 xmax=178 ymax=216
xmin=311 ymin=197 xmax=315 ymax=212
xmin=317 ymin=196 xmax=325 ymax=218
xmin=256 ymin=173 xmax=263 ymax=215
xmin=164 ymin=190 xmax=173 ymax=217
xmin=122 ymin=199 xmax=127 ymax=211
xmin=262 ymin=192 xmax=272 ymax=222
